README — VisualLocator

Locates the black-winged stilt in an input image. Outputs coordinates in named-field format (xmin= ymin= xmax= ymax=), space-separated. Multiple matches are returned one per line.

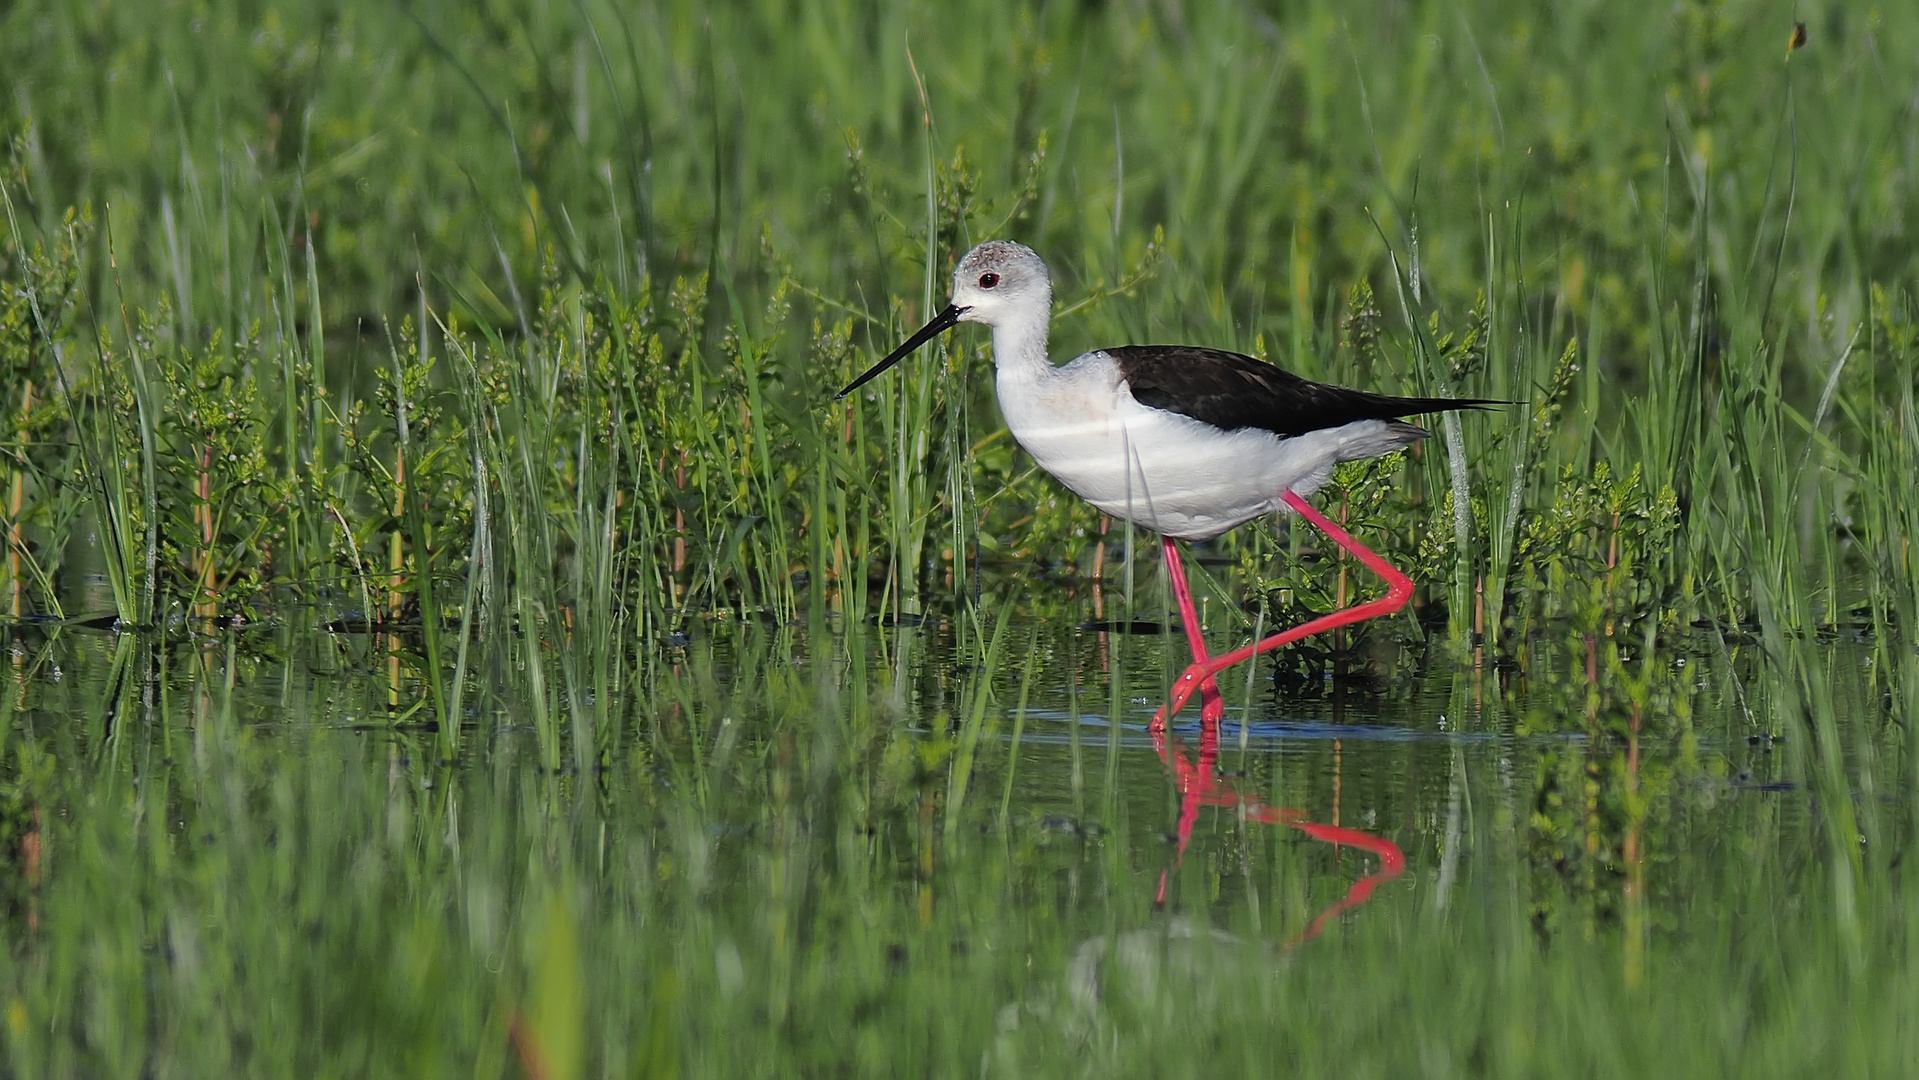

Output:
xmin=838 ymin=240 xmax=1497 ymax=731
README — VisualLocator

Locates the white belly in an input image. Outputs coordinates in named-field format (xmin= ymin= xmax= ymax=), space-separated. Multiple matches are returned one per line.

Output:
xmin=995 ymin=357 xmax=1402 ymax=542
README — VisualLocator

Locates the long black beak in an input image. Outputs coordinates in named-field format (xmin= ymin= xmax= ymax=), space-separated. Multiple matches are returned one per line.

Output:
xmin=835 ymin=303 xmax=967 ymax=399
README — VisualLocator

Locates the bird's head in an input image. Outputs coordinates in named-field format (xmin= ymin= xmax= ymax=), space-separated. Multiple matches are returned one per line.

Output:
xmin=834 ymin=240 xmax=1053 ymax=399
xmin=950 ymin=240 xmax=1052 ymax=329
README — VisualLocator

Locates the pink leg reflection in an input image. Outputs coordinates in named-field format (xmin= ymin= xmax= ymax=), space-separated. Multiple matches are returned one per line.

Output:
xmin=1151 ymin=716 xmax=1405 ymax=944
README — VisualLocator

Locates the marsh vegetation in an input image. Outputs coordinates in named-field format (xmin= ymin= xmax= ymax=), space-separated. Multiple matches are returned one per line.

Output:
xmin=1 ymin=0 xmax=1915 ymax=1075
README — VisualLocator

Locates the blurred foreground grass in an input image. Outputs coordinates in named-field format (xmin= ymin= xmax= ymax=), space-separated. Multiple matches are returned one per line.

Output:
xmin=0 ymin=622 xmax=1911 ymax=1077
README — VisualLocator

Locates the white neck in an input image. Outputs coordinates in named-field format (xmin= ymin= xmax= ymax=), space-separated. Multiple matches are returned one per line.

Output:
xmin=989 ymin=301 xmax=1055 ymax=384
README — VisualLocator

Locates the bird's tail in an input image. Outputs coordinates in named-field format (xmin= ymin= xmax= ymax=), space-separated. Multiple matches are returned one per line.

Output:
xmin=1333 ymin=420 xmax=1433 ymax=464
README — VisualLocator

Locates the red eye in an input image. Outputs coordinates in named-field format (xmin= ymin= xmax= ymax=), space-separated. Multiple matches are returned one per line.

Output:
xmin=978 ymin=272 xmax=999 ymax=288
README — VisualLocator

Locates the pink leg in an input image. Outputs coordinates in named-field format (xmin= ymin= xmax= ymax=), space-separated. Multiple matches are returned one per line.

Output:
xmin=1160 ymin=538 xmax=1226 ymax=734
xmin=1151 ymin=490 xmax=1414 ymax=729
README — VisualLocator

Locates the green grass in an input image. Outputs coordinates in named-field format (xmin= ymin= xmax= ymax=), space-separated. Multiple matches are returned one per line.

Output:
xmin=0 ymin=0 xmax=1917 ymax=1074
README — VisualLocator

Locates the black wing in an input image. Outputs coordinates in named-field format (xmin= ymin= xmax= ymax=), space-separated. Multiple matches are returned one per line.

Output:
xmin=1106 ymin=345 xmax=1503 ymax=439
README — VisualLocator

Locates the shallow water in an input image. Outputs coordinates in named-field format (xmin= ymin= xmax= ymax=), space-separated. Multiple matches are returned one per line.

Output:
xmin=0 ymin=600 xmax=1909 ymax=1077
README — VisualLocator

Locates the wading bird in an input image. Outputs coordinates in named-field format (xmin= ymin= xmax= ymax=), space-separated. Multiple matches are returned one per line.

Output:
xmin=838 ymin=241 xmax=1496 ymax=730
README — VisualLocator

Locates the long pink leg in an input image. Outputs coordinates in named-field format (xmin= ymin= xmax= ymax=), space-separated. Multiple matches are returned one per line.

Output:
xmin=1160 ymin=537 xmax=1226 ymax=732
xmin=1151 ymin=490 xmax=1413 ymax=730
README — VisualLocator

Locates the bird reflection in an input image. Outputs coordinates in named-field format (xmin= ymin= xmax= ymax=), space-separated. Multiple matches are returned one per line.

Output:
xmin=1152 ymin=709 xmax=1404 ymax=946
xmin=988 ymin=721 xmax=1408 ymax=1069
